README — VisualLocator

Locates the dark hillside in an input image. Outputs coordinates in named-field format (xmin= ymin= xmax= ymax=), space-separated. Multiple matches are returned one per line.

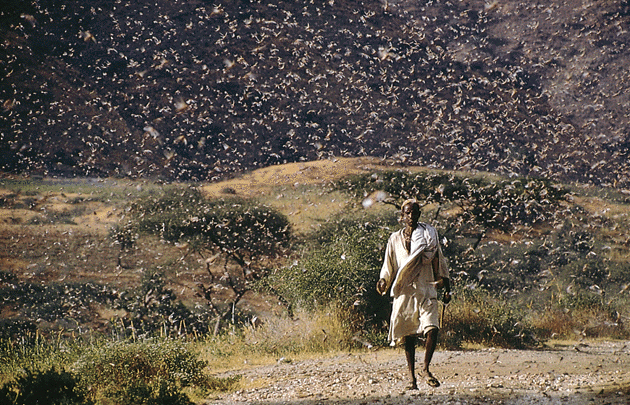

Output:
xmin=1 ymin=0 xmax=629 ymax=186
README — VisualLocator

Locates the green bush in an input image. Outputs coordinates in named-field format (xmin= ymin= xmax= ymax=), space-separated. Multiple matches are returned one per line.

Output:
xmin=74 ymin=339 xmax=238 ymax=404
xmin=0 ymin=268 xmax=209 ymax=341
xmin=0 ymin=282 xmax=118 ymax=325
xmin=109 ymin=380 xmax=192 ymax=405
xmin=267 ymin=213 xmax=395 ymax=335
xmin=122 ymin=187 xmax=293 ymax=333
xmin=0 ymin=366 xmax=90 ymax=405
xmin=0 ymin=320 xmax=37 ymax=342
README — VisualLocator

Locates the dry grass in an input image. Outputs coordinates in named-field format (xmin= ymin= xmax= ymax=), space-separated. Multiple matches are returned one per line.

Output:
xmin=532 ymin=306 xmax=626 ymax=340
xmin=198 ymin=307 xmax=356 ymax=374
xmin=200 ymin=157 xmax=390 ymax=199
xmin=244 ymin=307 xmax=355 ymax=354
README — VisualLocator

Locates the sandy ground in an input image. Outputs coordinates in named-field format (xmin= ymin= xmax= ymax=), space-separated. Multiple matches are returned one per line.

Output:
xmin=208 ymin=340 xmax=629 ymax=405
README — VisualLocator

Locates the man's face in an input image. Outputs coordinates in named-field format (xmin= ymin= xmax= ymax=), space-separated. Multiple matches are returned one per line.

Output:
xmin=401 ymin=203 xmax=420 ymax=227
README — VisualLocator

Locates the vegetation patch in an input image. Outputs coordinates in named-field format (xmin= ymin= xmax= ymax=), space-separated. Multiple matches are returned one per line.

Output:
xmin=0 ymin=338 xmax=239 ymax=405
xmin=1 ymin=165 xmax=629 ymax=403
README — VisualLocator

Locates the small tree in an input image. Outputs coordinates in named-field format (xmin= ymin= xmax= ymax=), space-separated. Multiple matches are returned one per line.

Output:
xmin=338 ymin=171 xmax=567 ymax=236
xmin=336 ymin=171 xmax=568 ymax=273
xmin=124 ymin=187 xmax=292 ymax=333
xmin=114 ymin=270 xmax=210 ymax=338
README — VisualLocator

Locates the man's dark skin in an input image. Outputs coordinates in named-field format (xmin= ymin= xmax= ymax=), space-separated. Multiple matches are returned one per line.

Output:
xmin=377 ymin=201 xmax=451 ymax=390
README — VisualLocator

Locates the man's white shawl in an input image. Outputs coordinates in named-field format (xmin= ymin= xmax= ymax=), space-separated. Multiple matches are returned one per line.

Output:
xmin=391 ymin=224 xmax=439 ymax=296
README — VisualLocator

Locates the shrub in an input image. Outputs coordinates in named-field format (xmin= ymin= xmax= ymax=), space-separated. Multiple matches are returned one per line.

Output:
xmin=0 ymin=280 xmax=120 ymax=340
xmin=266 ymin=213 xmax=394 ymax=336
xmin=124 ymin=187 xmax=293 ymax=331
xmin=74 ymin=339 xmax=238 ymax=404
xmin=336 ymin=171 xmax=568 ymax=235
xmin=0 ymin=268 xmax=208 ymax=340
xmin=532 ymin=290 xmax=629 ymax=340
xmin=127 ymin=187 xmax=291 ymax=260
xmin=1 ymin=282 xmax=118 ymax=324
xmin=0 ymin=366 xmax=90 ymax=405
xmin=0 ymin=320 xmax=37 ymax=342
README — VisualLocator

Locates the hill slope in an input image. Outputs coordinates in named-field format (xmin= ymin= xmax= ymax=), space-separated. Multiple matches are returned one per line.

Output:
xmin=1 ymin=0 xmax=629 ymax=186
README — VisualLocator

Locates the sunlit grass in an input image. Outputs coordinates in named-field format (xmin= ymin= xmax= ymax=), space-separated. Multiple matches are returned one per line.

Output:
xmin=258 ymin=185 xmax=351 ymax=236
xmin=198 ymin=306 xmax=357 ymax=373
xmin=0 ymin=334 xmax=84 ymax=385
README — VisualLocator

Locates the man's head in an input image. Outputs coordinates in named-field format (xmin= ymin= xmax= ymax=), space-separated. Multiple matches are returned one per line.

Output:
xmin=400 ymin=199 xmax=420 ymax=228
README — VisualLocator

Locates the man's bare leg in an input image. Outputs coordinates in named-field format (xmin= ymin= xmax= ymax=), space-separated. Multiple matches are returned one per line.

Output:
xmin=404 ymin=335 xmax=418 ymax=390
xmin=422 ymin=327 xmax=440 ymax=387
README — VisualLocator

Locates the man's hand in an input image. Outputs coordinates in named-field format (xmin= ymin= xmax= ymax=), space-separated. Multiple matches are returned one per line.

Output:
xmin=441 ymin=278 xmax=452 ymax=304
xmin=442 ymin=290 xmax=452 ymax=304
xmin=376 ymin=278 xmax=388 ymax=296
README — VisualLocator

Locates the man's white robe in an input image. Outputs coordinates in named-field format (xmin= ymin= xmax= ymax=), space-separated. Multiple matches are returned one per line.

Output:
xmin=380 ymin=223 xmax=449 ymax=344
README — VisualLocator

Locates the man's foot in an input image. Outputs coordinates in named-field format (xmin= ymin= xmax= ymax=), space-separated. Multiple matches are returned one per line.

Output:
xmin=421 ymin=370 xmax=440 ymax=387
xmin=405 ymin=380 xmax=418 ymax=390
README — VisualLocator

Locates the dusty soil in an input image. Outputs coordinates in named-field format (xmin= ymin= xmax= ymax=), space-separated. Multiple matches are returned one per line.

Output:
xmin=209 ymin=341 xmax=630 ymax=405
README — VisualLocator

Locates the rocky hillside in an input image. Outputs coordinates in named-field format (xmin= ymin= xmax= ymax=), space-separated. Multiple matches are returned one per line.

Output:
xmin=1 ymin=0 xmax=629 ymax=186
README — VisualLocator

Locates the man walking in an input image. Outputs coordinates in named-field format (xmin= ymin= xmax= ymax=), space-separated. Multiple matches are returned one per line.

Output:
xmin=377 ymin=199 xmax=451 ymax=390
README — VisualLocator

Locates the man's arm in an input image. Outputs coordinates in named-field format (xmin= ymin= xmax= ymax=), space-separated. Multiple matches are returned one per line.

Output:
xmin=376 ymin=236 xmax=395 ymax=296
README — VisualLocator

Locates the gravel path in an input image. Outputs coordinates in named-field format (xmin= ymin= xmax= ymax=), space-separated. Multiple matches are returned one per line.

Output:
xmin=208 ymin=341 xmax=629 ymax=405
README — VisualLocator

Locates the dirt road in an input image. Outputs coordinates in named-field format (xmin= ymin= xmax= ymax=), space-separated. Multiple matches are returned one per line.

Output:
xmin=209 ymin=341 xmax=629 ymax=405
